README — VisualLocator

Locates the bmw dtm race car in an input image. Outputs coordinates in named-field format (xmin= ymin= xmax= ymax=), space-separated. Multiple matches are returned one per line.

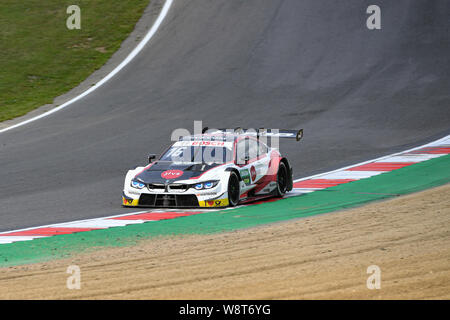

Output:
xmin=122 ymin=128 xmax=303 ymax=208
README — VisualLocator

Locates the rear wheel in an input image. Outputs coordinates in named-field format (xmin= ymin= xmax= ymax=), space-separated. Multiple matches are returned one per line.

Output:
xmin=275 ymin=162 xmax=288 ymax=197
xmin=227 ymin=171 xmax=240 ymax=206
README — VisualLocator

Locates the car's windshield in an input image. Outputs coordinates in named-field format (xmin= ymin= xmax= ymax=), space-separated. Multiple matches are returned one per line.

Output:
xmin=160 ymin=141 xmax=234 ymax=164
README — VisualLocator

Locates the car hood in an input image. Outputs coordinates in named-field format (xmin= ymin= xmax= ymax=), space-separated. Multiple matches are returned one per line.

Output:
xmin=135 ymin=162 xmax=221 ymax=184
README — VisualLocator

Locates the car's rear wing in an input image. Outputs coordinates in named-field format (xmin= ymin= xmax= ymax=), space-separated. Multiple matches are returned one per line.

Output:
xmin=203 ymin=127 xmax=304 ymax=141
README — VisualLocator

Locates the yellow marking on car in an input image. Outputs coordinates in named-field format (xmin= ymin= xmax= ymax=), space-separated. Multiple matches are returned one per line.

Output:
xmin=122 ymin=197 xmax=139 ymax=206
xmin=199 ymin=198 xmax=229 ymax=207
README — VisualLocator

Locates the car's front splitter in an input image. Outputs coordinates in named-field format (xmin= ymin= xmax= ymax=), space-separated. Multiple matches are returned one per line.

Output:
xmin=122 ymin=192 xmax=229 ymax=208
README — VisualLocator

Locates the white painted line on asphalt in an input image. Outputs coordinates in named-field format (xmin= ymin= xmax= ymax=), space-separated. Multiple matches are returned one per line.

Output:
xmin=375 ymin=154 xmax=444 ymax=163
xmin=0 ymin=236 xmax=45 ymax=243
xmin=51 ymin=219 xmax=149 ymax=229
xmin=0 ymin=210 xmax=146 ymax=236
xmin=0 ymin=0 xmax=174 ymax=135
xmin=427 ymin=136 xmax=450 ymax=146
xmin=0 ymin=208 xmax=212 ymax=237
xmin=316 ymin=170 xmax=384 ymax=180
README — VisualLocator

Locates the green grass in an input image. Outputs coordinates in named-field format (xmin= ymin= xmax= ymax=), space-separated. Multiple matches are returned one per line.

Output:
xmin=0 ymin=0 xmax=150 ymax=122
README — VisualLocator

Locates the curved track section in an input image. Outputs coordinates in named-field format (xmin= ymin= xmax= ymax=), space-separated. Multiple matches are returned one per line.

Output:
xmin=0 ymin=0 xmax=449 ymax=231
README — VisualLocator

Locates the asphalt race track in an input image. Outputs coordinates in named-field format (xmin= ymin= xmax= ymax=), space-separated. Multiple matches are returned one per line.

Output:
xmin=0 ymin=0 xmax=449 ymax=232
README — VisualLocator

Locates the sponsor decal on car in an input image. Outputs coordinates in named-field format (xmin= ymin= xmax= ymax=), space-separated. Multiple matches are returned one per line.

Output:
xmin=122 ymin=197 xmax=139 ymax=206
xmin=199 ymin=198 xmax=229 ymax=207
xmin=240 ymin=169 xmax=251 ymax=185
xmin=174 ymin=140 xmax=233 ymax=148
xmin=196 ymin=192 xmax=218 ymax=196
xmin=161 ymin=169 xmax=184 ymax=179
xmin=128 ymin=190 xmax=141 ymax=195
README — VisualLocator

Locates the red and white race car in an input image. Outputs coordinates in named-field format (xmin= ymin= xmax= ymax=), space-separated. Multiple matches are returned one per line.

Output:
xmin=122 ymin=128 xmax=303 ymax=208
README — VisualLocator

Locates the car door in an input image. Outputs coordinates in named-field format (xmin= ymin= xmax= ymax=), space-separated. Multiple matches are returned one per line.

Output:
xmin=250 ymin=138 xmax=270 ymax=184
xmin=235 ymin=137 xmax=270 ymax=187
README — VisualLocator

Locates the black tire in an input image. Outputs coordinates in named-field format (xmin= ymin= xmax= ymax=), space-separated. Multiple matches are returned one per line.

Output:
xmin=227 ymin=171 xmax=240 ymax=207
xmin=275 ymin=162 xmax=288 ymax=197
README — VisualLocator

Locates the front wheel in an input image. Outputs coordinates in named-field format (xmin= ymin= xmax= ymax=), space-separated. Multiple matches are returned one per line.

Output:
xmin=227 ymin=171 xmax=240 ymax=207
xmin=275 ymin=162 xmax=288 ymax=197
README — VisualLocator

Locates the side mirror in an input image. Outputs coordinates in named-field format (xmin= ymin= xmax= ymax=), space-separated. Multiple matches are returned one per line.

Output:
xmin=148 ymin=154 xmax=157 ymax=163
xmin=243 ymin=155 xmax=250 ymax=165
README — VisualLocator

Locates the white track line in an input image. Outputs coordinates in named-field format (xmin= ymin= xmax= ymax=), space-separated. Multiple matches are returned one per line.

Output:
xmin=0 ymin=211 xmax=149 ymax=235
xmin=316 ymin=171 xmax=384 ymax=180
xmin=51 ymin=219 xmax=149 ymax=229
xmin=0 ymin=209 xmax=211 ymax=236
xmin=0 ymin=236 xmax=45 ymax=244
xmin=0 ymin=0 xmax=174 ymax=134
xmin=375 ymin=154 xmax=443 ymax=163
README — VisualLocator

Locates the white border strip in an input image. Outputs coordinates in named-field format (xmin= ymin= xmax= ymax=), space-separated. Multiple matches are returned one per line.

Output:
xmin=0 ymin=210 xmax=148 ymax=235
xmin=0 ymin=209 xmax=212 ymax=236
xmin=0 ymin=0 xmax=174 ymax=134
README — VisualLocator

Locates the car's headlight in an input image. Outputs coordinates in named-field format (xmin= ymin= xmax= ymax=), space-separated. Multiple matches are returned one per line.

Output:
xmin=194 ymin=183 xmax=204 ymax=190
xmin=131 ymin=179 xmax=146 ymax=189
xmin=192 ymin=180 xmax=219 ymax=190
xmin=204 ymin=181 xmax=216 ymax=189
